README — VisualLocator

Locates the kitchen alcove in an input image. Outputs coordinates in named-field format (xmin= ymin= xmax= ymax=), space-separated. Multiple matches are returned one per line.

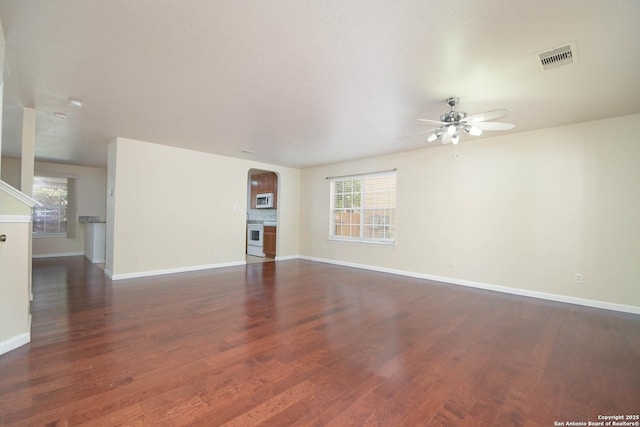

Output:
xmin=246 ymin=169 xmax=279 ymax=263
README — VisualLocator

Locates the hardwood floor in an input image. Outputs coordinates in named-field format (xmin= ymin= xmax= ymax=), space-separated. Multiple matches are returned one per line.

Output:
xmin=1 ymin=257 xmax=639 ymax=426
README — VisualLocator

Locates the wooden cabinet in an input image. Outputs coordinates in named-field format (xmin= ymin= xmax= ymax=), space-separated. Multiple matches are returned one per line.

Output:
xmin=263 ymin=226 xmax=276 ymax=258
xmin=250 ymin=172 xmax=278 ymax=209
xmin=257 ymin=174 xmax=268 ymax=193
xmin=250 ymin=175 xmax=260 ymax=208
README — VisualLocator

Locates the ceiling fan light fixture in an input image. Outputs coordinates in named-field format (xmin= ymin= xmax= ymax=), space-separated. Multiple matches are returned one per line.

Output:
xmin=447 ymin=125 xmax=457 ymax=136
xmin=426 ymin=133 xmax=439 ymax=143
xmin=467 ymin=126 xmax=482 ymax=136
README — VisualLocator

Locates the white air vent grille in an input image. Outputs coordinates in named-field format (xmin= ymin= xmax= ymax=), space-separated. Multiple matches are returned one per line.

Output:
xmin=535 ymin=42 xmax=577 ymax=71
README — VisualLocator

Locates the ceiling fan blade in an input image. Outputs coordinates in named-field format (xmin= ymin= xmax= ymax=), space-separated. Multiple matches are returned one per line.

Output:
xmin=441 ymin=131 xmax=452 ymax=144
xmin=470 ymin=121 xmax=515 ymax=131
xmin=397 ymin=128 xmax=441 ymax=140
xmin=464 ymin=108 xmax=512 ymax=123
xmin=417 ymin=118 xmax=446 ymax=126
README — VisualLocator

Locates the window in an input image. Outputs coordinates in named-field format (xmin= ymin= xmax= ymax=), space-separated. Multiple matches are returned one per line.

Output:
xmin=330 ymin=171 xmax=396 ymax=244
xmin=32 ymin=176 xmax=73 ymax=235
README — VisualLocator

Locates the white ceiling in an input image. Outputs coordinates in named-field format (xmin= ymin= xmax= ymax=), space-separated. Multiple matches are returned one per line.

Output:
xmin=0 ymin=0 xmax=639 ymax=169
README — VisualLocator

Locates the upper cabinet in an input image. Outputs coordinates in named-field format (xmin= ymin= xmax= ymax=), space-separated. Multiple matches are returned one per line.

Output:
xmin=250 ymin=176 xmax=260 ymax=208
xmin=250 ymin=172 xmax=278 ymax=209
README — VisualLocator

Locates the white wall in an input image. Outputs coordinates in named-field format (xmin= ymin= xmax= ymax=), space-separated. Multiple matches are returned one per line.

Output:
xmin=105 ymin=141 xmax=117 ymax=274
xmin=107 ymin=137 xmax=300 ymax=278
xmin=20 ymin=108 xmax=35 ymax=196
xmin=0 ymin=24 xmax=32 ymax=355
xmin=1 ymin=157 xmax=107 ymax=257
xmin=300 ymin=114 xmax=640 ymax=310
xmin=0 ymin=219 xmax=31 ymax=355
xmin=0 ymin=154 xmax=19 ymax=187
xmin=0 ymin=17 xmax=4 ymax=169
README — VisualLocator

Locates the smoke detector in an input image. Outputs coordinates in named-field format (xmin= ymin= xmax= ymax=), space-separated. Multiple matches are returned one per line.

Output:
xmin=535 ymin=41 xmax=578 ymax=71
xmin=66 ymin=97 xmax=83 ymax=108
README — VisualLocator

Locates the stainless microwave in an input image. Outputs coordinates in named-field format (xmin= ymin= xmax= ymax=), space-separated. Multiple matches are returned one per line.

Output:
xmin=256 ymin=193 xmax=274 ymax=208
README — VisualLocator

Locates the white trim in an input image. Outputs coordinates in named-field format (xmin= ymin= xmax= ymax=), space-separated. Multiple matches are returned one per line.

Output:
xmin=0 ymin=333 xmax=30 ymax=356
xmin=32 ymin=252 xmax=84 ymax=259
xmin=0 ymin=180 xmax=41 ymax=207
xmin=86 ymin=255 xmax=105 ymax=264
xmin=0 ymin=215 xmax=31 ymax=223
xmin=110 ymin=260 xmax=247 ymax=280
xmin=275 ymin=255 xmax=299 ymax=261
xmin=298 ymin=256 xmax=640 ymax=315
xmin=33 ymin=232 xmax=67 ymax=238
xmin=328 ymin=237 xmax=396 ymax=247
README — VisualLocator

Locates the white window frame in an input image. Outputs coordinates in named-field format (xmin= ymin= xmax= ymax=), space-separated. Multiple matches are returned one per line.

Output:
xmin=32 ymin=175 xmax=77 ymax=238
xmin=329 ymin=170 xmax=397 ymax=246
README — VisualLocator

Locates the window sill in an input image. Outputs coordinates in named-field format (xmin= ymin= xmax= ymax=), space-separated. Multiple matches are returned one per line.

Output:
xmin=33 ymin=233 xmax=67 ymax=239
xmin=328 ymin=237 xmax=396 ymax=247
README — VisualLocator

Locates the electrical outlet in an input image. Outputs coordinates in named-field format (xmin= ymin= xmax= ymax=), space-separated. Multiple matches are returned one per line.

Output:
xmin=575 ymin=273 xmax=583 ymax=284
xmin=449 ymin=259 xmax=456 ymax=268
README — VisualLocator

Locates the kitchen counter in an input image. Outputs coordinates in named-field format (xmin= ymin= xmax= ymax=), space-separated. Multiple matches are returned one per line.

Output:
xmin=247 ymin=220 xmax=277 ymax=226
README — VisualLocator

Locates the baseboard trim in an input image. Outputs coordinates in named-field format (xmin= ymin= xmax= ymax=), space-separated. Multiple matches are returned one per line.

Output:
xmin=33 ymin=252 xmax=84 ymax=259
xmin=110 ymin=260 xmax=247 ymax=280
xmin=298 ymin=256 xmax=640 ymax=315
xmin=0 ymin=333 xmax=30 ymax=356
xmin=275 ymin=255 xmax=299 ymax=261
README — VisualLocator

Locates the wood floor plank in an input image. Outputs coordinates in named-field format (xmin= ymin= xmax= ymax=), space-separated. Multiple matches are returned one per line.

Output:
xmin=1 ymin=256 xmax=639 ymax=426
xmin=221 ymin=379 xmax=316 ymax=426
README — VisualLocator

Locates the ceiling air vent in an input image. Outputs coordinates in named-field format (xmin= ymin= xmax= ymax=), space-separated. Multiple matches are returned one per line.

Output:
xmin=535 ymin=42 xmax=577 ymax=71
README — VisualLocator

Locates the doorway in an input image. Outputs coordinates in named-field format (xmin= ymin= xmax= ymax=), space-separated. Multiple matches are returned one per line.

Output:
xmin=246 ymin=169 xmax=278 ymax=264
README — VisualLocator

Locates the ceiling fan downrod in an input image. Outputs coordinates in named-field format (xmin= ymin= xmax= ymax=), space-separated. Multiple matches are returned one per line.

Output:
xmin=440 ymin=97 xmax=466 ymax=123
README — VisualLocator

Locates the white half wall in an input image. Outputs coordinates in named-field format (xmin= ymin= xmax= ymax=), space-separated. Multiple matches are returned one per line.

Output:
xmin=300 ymin=114 xmax=640 ymax=309
xmin=107 ymin=137 xmax=300 ymax=278
xmin=0 ymin=218 xmax=31 ymax=355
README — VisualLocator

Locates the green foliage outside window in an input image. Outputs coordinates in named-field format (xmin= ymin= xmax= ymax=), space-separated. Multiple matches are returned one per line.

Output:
xmin=32 ymin=176 xmax=68 ymax=234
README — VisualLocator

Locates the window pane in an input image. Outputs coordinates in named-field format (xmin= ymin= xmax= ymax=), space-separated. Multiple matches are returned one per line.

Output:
xmin=353 ymin=192 xmax=361 ymax=208
xmin=32 ymin=176 xmax=69 ymax=234
xmin=330 ymin=172 xmax=396 ymax=243
xmin=352 ymin=210 xmax=360 ymax=227
xmin=344 ymin=194 xmax=352 ymax=208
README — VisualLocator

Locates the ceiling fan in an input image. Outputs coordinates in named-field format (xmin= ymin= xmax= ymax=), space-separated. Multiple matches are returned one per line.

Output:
xmin=414 ymin=97 xmax=514 ymax=144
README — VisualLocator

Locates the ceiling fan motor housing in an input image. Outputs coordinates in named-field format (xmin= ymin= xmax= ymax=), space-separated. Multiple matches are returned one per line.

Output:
xmin=440 ymin=111 xmax=467 ymax=123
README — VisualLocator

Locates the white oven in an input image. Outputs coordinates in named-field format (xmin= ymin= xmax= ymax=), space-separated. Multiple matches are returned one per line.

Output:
xmin=247 ymin=223 xmax=264 ymax=257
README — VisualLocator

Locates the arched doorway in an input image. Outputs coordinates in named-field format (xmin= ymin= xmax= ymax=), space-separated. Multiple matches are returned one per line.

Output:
xmin=246 ymin=169 xmax=278 ymax=263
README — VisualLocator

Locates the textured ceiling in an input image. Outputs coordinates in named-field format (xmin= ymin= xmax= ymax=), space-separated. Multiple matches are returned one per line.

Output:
xmin=0 ymin=0 xmax=639 ymax=168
